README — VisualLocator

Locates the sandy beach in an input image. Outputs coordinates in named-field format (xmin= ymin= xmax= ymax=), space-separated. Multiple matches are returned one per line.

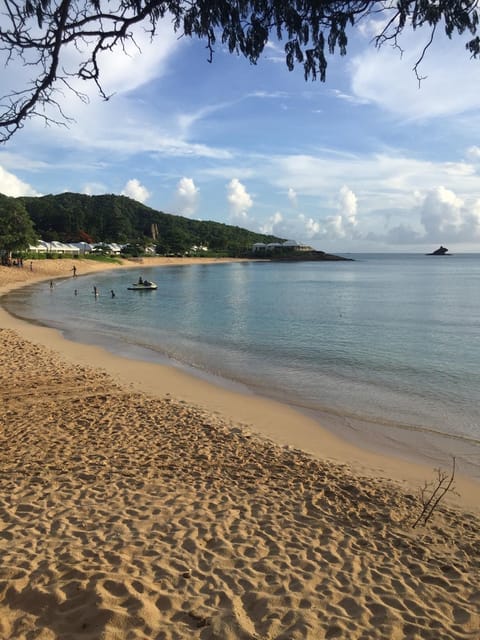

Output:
xmin=0 ymin=257 xmax=479 ymax=639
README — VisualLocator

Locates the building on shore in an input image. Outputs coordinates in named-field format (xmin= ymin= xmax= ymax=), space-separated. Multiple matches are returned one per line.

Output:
xmin=252 ymin=240 xmax=313 ymax=254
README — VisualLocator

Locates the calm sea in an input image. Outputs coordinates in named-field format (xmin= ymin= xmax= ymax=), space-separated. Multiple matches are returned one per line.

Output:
xmin=3 ymin=254 xmax=480 ymax=474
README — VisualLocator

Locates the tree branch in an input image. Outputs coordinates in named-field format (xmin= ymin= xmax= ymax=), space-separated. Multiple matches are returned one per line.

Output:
xmin=412 ymin=456 xmax=457 ymax=529
xmin=0 ymin=0 xmax=479 ymax=141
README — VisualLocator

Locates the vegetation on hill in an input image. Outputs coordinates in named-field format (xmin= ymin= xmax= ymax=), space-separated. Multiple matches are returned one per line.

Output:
xmin=15 ymin=193 xmax=284 ymax=256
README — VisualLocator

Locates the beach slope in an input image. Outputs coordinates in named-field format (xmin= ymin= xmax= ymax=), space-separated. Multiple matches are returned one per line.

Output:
xmin=0 ymin=259 xmax=479 ymax=639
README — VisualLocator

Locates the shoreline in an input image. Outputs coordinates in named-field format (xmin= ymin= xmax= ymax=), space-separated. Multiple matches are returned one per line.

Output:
xmin=1 ymin=257 xmax=480 ymax=639
xmin=0 ymin=256 xmax=478 ymax=511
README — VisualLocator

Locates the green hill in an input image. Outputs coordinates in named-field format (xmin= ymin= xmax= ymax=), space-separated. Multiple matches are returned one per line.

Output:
xmin=19 ymin=193 xmax=285 ymax=256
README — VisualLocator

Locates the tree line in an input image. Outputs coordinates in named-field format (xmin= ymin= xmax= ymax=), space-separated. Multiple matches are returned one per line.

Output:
xmin=0 ymin=192 xmax=284 ymax=257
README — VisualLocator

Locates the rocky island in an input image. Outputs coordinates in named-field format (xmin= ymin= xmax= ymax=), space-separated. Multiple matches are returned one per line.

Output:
xmin=427 ymin=245 xmax=450 ymax=255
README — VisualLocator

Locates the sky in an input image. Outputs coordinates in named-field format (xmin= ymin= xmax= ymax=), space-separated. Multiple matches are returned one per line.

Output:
xmin=1 ymin=11 xmax=480 ymax=253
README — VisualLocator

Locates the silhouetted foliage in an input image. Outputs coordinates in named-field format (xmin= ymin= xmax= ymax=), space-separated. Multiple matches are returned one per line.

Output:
xmin=1 ymin=1 xmax=480 ymax=139
xmin=0 ymin=194 xmax=38 ymax=255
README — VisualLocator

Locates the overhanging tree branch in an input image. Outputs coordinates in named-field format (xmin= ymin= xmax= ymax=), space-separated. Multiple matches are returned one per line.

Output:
xmin=0 ymin=0 xmax=479 ymax=142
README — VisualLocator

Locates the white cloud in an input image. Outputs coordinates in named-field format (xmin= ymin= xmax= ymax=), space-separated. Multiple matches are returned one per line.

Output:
xmin=368 ymin=186 xmax=480 ymax=247
xmin=177 ymin=101 xmax=235 ymax=136
xmin=466 ymin=146 xmax=480 ymax=161
xmin=349 ymin=26 xmax=480 ymax=120
xmin=443 ymin=162 xmax=476 ymax=177
xmin=330 ymin=88 xmax=368 ymax=105
xmin=299 ymin=214 xmax=322 ymax=238
xmin=200 ymin=166 xmax=255 ymax=181
xmin=175 ymin=177 xmax=199 ymax=216
xmin=56 ymin=22 xmax=182 ymax=105
xmin=420 ymin=186 xmax=465 ymax=237
xmin=296 ymin=208 xmax=356 ymax=243
xmin=247 ymin=90 xmax=288 ymax=100
xmin=466 ymin=200 xmax=480 ymax=237
xmin=260 ymin=211 xmax=283 ymax=235
xmin=121 ymin=179 xmax=150 ymax=203
xmin=227 ymin=178 xmax=253 ymax=221
xmin=0 ymin=166 xmax=40 ymax=197
xmin=274 ymin=181 xmax=434 ymax=247
xmin=263 ymin=41 xmax=286 ymax=64
xmin=29 ymin=101 xmax=233 ymax=160
xmin=0 ymin=151 xmax=50 ymax=172
xmin=0 ymin=19 xmax=183 ymax=143
xmin=82 ymin=182 xmax=108 ymax=196
xmin=290 ymin=187 xmax=360 ymax=244
xmin=200 ymin=148 xmax=480 ymax=250
xmin=324 ymin=215 xmax=346 ymax=238
xmin=268 ymin=151 xmax=480 ymax=215
xmin=90 ymin=27 xmax=179 ymax=96
xmin=281 ymin=211 xmax=356 ymax=246
xmin=356 ymin=16 xmax=393 ymax=40
xmin=9 ymin=25 xmax=232 ymax=162
xmin=338 ymin=185 xmax=357 ymax=225
xmin=311 ymin=185 xmax=359 ymax=240
xmin=287 ymin=187 xmax=298 ymax=208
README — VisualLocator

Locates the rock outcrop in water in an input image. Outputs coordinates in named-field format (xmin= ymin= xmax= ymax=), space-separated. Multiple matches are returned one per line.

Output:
xmin=269 ymin=250 xmax=352 ymax=262
xmin=427 ymin=246 xmax=449 ymax=255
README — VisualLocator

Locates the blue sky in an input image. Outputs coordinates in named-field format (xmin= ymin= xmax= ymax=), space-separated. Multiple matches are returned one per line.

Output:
xmin=1 ymin=15 xmax=480 ymax=252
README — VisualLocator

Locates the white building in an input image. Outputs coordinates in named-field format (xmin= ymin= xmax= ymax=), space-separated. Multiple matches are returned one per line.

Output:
xmin=29 ymin=240 xmax=126 ymax=256
xmin=29 ymin=241 xmax=81 ymax=255
xmin=252 ymin=240 xmax=313 ymax=253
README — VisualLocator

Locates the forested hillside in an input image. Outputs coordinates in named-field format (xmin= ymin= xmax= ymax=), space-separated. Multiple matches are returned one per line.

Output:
xmin=19 ymin=193 xmax=284 ymax=255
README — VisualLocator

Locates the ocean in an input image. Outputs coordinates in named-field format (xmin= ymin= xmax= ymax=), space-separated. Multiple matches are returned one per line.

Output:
xmin=4 ymin=253 xmax=480 ymax=475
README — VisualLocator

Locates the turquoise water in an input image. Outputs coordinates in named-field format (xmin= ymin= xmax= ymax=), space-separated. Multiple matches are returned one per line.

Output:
xmin=3 ymin=254 xmax=480 ymax=469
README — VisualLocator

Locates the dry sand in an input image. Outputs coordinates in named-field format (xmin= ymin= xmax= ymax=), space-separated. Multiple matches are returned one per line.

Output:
xmin=0 ymin=258 xmax=479 ymax=639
